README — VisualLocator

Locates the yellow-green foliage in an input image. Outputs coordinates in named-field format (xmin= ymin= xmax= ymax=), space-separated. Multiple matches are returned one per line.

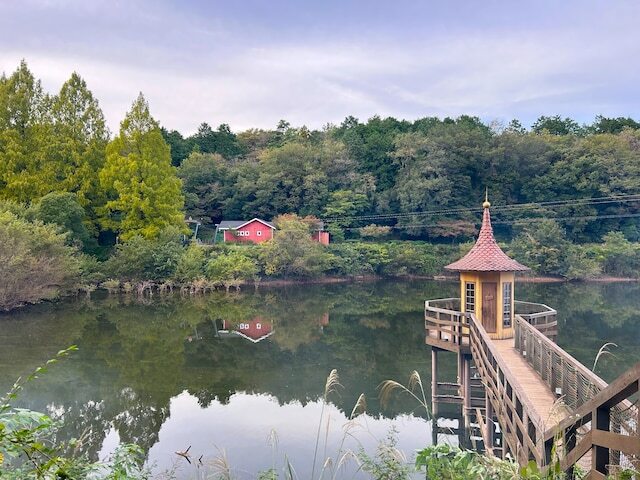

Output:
xmin=99 ymin=93 xmax=185 ymax=240
xmin=0 ymin=64 xmax=107 ymax=212
xmin=206 ymin=251 xmax=258 ymax=283
xmin=261 ymin=214 xmax=336 ymax=277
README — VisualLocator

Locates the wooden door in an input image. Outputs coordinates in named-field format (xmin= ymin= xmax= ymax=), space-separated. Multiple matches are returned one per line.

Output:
xmin=482 ymin=282 xmax=497 ymax=333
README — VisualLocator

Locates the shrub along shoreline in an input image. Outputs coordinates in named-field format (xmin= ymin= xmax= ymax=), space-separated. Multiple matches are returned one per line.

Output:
xmin=3 ymin=210 xmax=640 ymax=313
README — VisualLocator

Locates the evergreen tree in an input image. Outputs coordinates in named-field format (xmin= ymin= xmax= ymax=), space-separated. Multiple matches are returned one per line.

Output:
xmin=161 ymin=127 xmax=191 ymax=166
xmin=49 ymin=73 xmax=108 ymax=227
xmin=0 ymin=60 xmax=53 ymax=202
xmin=99 ymin=93 xmax=185 ymax=240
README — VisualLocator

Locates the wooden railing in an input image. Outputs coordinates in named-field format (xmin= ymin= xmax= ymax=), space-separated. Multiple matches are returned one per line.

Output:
xmin=515 ymin=301 xmax=558 ymax=339
xmin=468 ymin=313 xmax=546 ymax=464
xmin=426 ymin=299 xmax=639 ymax=475
xmin=515 ymin=316 xmax=639 ymax=474
xmin=515 ymin=316 xmax=608 ymax=412
xmin=544 ymin=362 xmax=640 ymax=478
xmin=425 ymin=298 xmax=469 ymax=353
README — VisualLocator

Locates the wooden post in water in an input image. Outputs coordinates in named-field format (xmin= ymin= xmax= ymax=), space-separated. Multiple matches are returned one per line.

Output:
xmin=432 ymin=347 xmax=439 ymax=416
xmin=463 ymin=355 xmax=471 ymax=414
xmin=485 ymin=391 xmax=494 ymax=452
xmin=458 ymin=351 xmax=464 ymax=396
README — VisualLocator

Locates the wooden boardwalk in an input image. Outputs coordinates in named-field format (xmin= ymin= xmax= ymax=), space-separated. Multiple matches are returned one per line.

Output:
xmin=426 ymin=301 xmax=640 ymax=476
xmin=491 ymin=338 xmax=567 ymax=428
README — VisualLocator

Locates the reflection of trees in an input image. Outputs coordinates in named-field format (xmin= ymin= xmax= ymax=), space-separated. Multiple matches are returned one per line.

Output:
xmin=519 ymin=282 xmax=640 ymax=379
xmin=2 ymin=280 xmax=637 ymax=464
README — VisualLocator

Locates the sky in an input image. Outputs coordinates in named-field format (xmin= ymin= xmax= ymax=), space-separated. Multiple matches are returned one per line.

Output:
xmin=1 ymin=0 xmax=639 ymax=134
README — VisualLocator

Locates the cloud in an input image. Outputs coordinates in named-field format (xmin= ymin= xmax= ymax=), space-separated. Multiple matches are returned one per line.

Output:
xmin=1 ymin=1 xmax=639 ymax=133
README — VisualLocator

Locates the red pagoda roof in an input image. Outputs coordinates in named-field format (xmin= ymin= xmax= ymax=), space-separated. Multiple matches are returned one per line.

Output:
xmin=445 ymin=202 xmax=529 ymax=272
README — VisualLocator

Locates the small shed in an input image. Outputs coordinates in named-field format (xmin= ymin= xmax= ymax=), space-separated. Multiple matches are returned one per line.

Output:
xmin=216 ymin=218 xmax=276 ymax=244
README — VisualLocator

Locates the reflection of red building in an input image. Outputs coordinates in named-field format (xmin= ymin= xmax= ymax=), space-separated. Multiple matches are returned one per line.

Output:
xmin=220 ymin=317 xmax=274 ymax=343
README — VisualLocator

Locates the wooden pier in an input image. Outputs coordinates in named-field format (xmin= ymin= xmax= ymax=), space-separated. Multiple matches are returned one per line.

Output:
xmin=426 ymin=197 xmax=639 ymax=477
xmin=426 ymin=299 xmax=640 ymax=477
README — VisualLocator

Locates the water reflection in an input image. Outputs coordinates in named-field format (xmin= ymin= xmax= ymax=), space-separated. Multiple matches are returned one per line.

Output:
xmin=0 ymin=280 xmax=638 ymax=477
xmin=216 ymin=317 xmax=277 ymax=342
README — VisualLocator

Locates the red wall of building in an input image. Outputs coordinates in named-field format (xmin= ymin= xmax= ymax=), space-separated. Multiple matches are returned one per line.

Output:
xmin=312 ymin=231 xmax=330 ymax=245
xmin=223 ymin=220 xmax=274 ymax=243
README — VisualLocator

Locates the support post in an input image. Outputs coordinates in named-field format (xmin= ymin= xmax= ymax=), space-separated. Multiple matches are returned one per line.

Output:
xmin=463 ymin=355 xmax=471 ymax=414
xmin=563 ymin=426 xmax=577 ymax=480
xmin=593 ymin=406 xmax=611 ymax=476
xmin=431 ymin=347 xmax=439 ymax=416
xmin=458 ymin=352 xmax=464 ymax=394
xmin=521 ymin=411 xmax=529 ymax=464
xmin=485 ymin=392 xmax=494 ymax=451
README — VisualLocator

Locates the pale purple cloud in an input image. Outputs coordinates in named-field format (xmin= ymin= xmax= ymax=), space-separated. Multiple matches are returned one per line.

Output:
xmin=1 ymin=0 xmax=638 ymax=133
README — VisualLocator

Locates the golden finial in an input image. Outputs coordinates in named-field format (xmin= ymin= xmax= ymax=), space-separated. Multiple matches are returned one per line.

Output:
xmin=483 ymin=188 xmax=491 ymax=208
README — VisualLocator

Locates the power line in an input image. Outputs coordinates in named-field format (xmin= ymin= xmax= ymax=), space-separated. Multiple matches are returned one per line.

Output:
xmin=323 ymin=193 xmax=640 ymax=223
xmin=340 ymin=212 xmax=640 ymax=231
xmin=325 ymin=194 xmax=640 ymax=222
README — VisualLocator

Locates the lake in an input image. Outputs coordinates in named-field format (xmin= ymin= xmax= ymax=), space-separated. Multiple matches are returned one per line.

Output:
xmin=1 ymin=280 xmax=639 ymax=478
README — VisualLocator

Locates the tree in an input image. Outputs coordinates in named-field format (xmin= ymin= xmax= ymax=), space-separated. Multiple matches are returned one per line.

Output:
xmin=206 ymin=250 xmax=258 ymax=287
xmin=509 ymin=220 xmax=570 ymax=276
xmin=532 ymin=115 xmax=582 ymax=136
xmin=173 ymin=244 xmax=206 ymax=283
xmin=336 ymin=115 xmax=409 ymax=191
xmin=359 ymin=224 xmax=392 ymax=238
xmin=261 ymin=214 xmax=335 ymax=277
xmin=590 ymin=115 xmax=640 ymax=134
xmin=214 ymin=123 xmax=244 ymax=158
xmin=177 ymin=152 xmax=230 ymax=225
xmin=0 ymin=211 xmax=80 ymax=310
xmin=104 ymin=228 xmax=184 ymax=281
xmin=189 ymin=122 xmax=243 ymax=158
xmin=49 ymin=73 xmax=108 ymax=221
xmin=599 ymin=231 xmax=640 ymax=277
xmin=34 ymin=192 xmax=92 ymax=249
xmin=323 ymin=190 xmax=369 ymax=218
xmin=505 ymin=119 xmax=526 ymax=134
xmin=248 ymin=142 xmax=330 ymax=217
xmin=0 ymin=60 xmax=53 ymax=203
xmin=161 ymin=127 xmax=191 ymax=166
xmin=391 ymin=132 xmax=457 ymax=236
xmin=99 ymin=93 xmax=185 ymax=240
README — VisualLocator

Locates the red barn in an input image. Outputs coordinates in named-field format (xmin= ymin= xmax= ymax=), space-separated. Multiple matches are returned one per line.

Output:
xmin=220 ymin=317 xmax=274 ymax=343
xmin=216 ymin=218 xmax=276 ymax=244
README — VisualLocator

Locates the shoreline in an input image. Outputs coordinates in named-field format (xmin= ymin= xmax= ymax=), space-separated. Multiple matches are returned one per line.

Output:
xmin=2 ymin=273 xmax=638 ymax=315
xmin=261 ymin=274 xmax=638 ymax=285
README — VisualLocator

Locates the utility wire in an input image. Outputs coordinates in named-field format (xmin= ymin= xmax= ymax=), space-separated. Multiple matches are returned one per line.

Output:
xmin=339 ymin=212 xmax=640 ymax=231
xmin=323 ymin=193 xmax=640 ymax=223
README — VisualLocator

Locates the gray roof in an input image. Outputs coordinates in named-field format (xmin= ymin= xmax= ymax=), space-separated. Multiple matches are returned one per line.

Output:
xmin=217 ymin=218 xmax=275 ymax=230
xmin=217 ymin=220 xmax=246 ymax=229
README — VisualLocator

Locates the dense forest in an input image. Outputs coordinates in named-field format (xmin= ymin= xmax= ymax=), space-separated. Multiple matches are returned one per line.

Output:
xmin=2 ymin=60 xmax=640 ymax=309
xmin=170 ymin=106 xmax=640 ymax=244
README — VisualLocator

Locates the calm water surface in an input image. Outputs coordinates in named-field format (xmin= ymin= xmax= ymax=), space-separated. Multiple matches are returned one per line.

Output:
xmin=1 ymin=280 xmax=639 ymax=478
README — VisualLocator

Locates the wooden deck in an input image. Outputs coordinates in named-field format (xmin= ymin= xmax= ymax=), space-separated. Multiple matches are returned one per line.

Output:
xmin=426 ymin=300 xmax=640 ymax=476
xmin=489 ymin=338 xmax=597 ymax=471
xmin=491 ymin=338 xmax=567 ymax=428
